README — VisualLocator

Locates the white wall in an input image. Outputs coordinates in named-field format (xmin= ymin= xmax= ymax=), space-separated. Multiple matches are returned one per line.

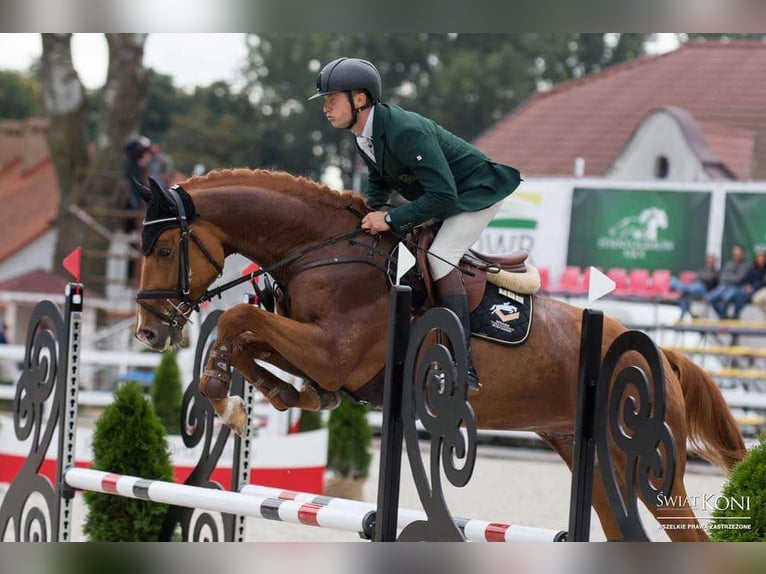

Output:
xmin=607 ymin=111 xmax=708 ymax=182
xmin=0 ymin=228 xmax=57 ymax=282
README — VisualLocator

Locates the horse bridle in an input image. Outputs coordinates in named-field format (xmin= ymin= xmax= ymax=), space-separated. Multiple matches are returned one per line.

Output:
xmin=136 ymin=188 xmax=396 ymax=329
xmin=135 ymin=189 xmax=224 ymax=328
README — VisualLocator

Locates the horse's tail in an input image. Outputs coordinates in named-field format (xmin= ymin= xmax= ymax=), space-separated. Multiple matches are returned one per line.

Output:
xmin=661 ymin=348 xmax=747 ymax=471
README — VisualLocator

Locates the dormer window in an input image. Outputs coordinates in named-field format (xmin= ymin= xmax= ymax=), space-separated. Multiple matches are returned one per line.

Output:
xmin=655 ymin=155 xmax=669 ymax=179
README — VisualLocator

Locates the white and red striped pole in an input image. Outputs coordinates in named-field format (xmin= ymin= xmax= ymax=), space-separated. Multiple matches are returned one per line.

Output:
xmin=66 ymin=469 xmax=566 ymax=541
xmin=240 ymin=484 xmax=566 ymax=542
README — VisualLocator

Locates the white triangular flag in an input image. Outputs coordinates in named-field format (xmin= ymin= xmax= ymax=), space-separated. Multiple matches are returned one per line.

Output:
xmin=396 ymin=243 xmax=416 ymax=286
xmin=588 ymin=266 xmax=616 ymax=302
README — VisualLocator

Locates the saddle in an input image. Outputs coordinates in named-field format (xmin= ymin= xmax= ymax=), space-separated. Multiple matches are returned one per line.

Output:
xmin=413 ymin=226 xmax=540 ymax=312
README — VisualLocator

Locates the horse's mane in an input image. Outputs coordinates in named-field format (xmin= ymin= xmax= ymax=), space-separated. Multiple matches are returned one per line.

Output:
xmin=180 ymin=168 xmax=369 ymax=212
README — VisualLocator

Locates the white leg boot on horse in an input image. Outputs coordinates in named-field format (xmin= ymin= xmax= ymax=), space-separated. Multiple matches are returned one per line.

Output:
xmin=435 ymin=268 xmax=480 ymax=391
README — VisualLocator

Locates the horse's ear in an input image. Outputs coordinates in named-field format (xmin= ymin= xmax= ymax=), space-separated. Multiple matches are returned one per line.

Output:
xmin=148 ymin=176 xmax=176 ymax=213
xmin=131 ymin=178 xmax=153 ymax=204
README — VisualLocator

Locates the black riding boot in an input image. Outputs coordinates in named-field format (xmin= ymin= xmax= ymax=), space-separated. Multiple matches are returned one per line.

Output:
xmin=435 ymin=269 xmax=480 ymax=391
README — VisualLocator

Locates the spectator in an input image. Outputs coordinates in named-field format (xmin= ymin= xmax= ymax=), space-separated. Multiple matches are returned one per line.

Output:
xmin=707 ymin=244 xmax=750 ymax=319
xmin=753 ymin=283 xmax=766 ymax=319
xmin=730 ymin=250 xmax=766 ymax=319
xmin=670 ymin=253 xmax=719 ymax=319
xmin=123 ymin=135 xmax=154 ymax=227
xmin=0 ymin=321 xmax=7 ymax=345
xmin=148 ymin=142 xmax=176 ymax=189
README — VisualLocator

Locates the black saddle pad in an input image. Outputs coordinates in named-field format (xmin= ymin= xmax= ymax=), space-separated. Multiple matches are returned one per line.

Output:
xmin=470 ymin=283 xmax=533 ymax=346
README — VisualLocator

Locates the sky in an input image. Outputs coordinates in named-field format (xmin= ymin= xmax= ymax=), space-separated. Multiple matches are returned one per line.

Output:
xmin=0 ymin=33 xmax=249 ymax=89
xmin=0 ymin=33 xmax=680 ymax=91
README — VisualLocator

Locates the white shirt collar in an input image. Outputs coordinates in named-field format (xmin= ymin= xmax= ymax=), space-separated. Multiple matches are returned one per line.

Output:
xmin=358 ymin=106 xmax=375 ymax=140
xmin=355 ymin=106 xmax=376 ymax=162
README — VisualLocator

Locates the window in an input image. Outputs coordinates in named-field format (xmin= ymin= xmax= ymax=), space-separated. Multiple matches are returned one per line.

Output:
xmin=655 ymin=155 xmax=669 ymax=179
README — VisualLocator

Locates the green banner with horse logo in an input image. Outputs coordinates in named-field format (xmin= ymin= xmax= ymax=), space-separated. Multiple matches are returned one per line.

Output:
xmin=567 ymin=188 xmax=711 ymax=272
xmin=722 ymin=191 xmax=766 ymax=259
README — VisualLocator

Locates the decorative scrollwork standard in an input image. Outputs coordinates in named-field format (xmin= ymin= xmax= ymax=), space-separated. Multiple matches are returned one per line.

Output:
xmin=398 ymin=307 xmax=477 ymax=542
xmin=160 ymin=310 xmax=252 ymax=542
xmin=0 ymin=301 xmax=65 ymax=542
xmin=595 ymin=330 xmax=676 ymax=541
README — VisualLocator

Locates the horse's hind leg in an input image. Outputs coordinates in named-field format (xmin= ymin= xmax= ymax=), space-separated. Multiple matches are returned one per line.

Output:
xmin=636 ymin=435 xmax=709 ymax=542
xmin=540 ymin=433 xmax=623 ymax=541
xmin=598 ymin=434 xmax=708 ymax=542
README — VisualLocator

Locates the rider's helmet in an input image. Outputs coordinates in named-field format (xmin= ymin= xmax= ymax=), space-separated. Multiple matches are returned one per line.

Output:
xmin=308 ymin=57 xmax=382 ymax=103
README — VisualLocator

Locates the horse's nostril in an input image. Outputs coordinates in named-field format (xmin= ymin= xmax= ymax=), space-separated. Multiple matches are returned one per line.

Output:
xmin=139 ymin=328 xmax=157 ymax=343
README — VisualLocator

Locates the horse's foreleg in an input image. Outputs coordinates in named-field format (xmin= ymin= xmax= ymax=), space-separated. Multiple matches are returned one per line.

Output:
xmin=200 ymin=304 xmax=346 ymax=435
xmin=199 ymin=341 xmax=250 ymax=435
xmin=234 ymin=356 xmax=341 ymax=413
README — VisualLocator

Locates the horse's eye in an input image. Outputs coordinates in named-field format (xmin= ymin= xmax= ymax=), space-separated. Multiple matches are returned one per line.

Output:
xmin=157 ymin=247 xmax=172 ymax=258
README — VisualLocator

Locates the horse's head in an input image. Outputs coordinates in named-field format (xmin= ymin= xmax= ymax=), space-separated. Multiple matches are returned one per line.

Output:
xmin=133 ymin=177 xmax=225 ymax=351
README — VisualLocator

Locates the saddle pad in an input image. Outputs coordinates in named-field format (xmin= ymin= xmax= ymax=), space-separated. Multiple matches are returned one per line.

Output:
xmin=470 ymin=283 xmax=533 ymax=346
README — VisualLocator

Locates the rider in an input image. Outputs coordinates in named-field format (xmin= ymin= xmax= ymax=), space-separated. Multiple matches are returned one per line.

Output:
xmin=309 ymin=57 xmax=522 ymax=389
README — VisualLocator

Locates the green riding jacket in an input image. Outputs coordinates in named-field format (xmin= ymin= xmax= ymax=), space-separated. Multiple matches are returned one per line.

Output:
xmin=357 ymin=103 xmax=521 ymax=233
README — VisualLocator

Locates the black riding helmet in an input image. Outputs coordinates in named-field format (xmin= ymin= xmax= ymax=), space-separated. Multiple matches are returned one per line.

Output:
xmin=309 ymin=57 xmax=382 ymax=129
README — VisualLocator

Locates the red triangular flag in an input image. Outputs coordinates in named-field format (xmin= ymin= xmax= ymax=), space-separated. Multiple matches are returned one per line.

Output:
xmin=62 ymin=246 xmax=82 ymax=282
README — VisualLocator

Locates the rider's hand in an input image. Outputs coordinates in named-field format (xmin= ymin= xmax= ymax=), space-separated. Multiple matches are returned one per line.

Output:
xmin=361 ymin=211 xmax=390 ymax=235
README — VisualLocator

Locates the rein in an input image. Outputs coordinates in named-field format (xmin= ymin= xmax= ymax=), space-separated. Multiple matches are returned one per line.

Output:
xmin=137 ymin=192 xmax=394 ymax=328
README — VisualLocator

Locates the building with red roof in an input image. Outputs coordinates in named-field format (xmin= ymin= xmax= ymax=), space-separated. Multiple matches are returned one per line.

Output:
xmin=475 ymin=41 xmax=766 ymax=181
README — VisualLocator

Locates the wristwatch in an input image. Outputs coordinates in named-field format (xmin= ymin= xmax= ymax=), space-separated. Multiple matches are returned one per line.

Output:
xmin=384 ymin=212 xmax=392 ymax=226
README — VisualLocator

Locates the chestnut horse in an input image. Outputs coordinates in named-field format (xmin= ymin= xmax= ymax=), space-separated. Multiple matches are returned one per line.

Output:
xmin=133 ymin=169 xmax=746 ymax=542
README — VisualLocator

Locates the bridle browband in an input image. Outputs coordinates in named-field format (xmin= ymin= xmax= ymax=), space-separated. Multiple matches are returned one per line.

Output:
xmin=136 ymin=186 xmax=395 ymax=329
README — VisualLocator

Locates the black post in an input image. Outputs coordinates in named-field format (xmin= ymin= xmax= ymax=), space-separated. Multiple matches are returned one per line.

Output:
xmin=568 ymin=308 xmax=603 ymax=542
xmin=374 ymin=285 xmax=412 ymax=541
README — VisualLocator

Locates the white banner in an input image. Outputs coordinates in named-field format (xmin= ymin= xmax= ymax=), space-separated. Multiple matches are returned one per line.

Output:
xmin=473 ymin=178 xmax=574 ymax=284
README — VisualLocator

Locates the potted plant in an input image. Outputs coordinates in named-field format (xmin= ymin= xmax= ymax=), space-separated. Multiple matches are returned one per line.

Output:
xmin=324 ymin=398 xmax=372 ymax=500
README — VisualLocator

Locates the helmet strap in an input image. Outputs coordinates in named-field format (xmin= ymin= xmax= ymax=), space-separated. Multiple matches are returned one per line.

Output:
xmin=344 ymin=91 xmax=375 ymax=130
xmin=344 ymin=91 xmax=358 ymax=130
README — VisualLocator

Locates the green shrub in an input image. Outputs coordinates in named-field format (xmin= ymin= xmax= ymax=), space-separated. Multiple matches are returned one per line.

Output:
xmin=298 ymin=409 xmax=324 ymax=433
xmin=327 ymin=399 xmax=372 ymax=479
xmin=709 ymin=433 xmax=766 ymax=541
xmin=150 ymin=351 xmax=183 ymax=434
xmin=83 ymin=381 xmax=174 ymax=541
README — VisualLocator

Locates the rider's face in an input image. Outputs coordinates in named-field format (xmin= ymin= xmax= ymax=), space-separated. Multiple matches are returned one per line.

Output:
xmin=322 ymin=93 xmax=352 ymax=128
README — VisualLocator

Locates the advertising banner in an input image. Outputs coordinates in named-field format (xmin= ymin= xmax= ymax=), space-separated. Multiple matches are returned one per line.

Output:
xmin=473 ymin=180 xmax=573 ymax=281
xmin=722 ymin=192 xmax=766 ymax=259
xmin=567 ymin=188 xmax=710 ymax=272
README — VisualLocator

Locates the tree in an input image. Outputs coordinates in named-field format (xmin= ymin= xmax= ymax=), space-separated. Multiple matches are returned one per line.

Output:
xmin=83 ymin=381 xmax=174 ymax=541
xmin=40 ymin=33 xmax=149 ymax=293
xmin=241 ymin=33 xmax=649 ymax=186
xmin=326 ymin=399 xmax=372 ymax=480
xmin=150 ymin=351 xmax=183 ymax=434
xmin=0 ymin=70 xmax=42 ymax=119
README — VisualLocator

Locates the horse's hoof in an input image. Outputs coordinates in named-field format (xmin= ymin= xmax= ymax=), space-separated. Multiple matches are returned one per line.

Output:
xmin=223 ymin=396 xmax=248 ymax=437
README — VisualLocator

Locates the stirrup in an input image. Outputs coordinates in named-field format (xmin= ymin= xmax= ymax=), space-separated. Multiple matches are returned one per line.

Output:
xmin=466 ymin=367 xmax=481 ymax=392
